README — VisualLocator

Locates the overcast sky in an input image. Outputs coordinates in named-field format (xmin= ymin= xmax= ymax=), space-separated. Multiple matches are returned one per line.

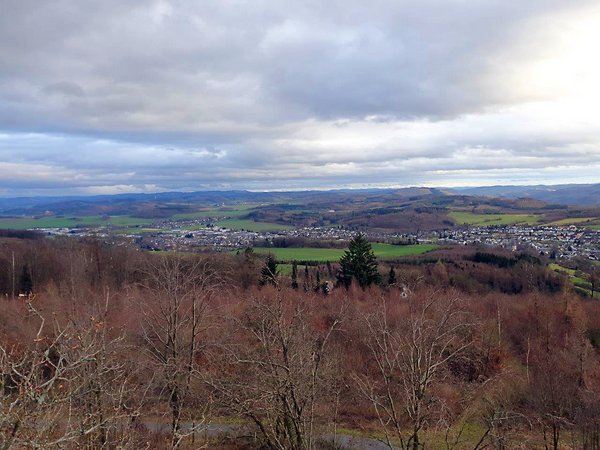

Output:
xmin=1 ymin=0 xmax=599 ymax=196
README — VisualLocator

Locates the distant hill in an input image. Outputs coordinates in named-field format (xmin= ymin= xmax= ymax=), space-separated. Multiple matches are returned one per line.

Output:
xmin=447 ymin=184 xmax=600 ymax=205
xmin=0 ymin=187 xmax=442 ymax=216
xmin=0 ymin=184 xmax=597 ymax=223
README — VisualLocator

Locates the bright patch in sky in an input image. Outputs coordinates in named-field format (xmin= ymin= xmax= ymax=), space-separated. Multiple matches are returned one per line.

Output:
xmin=0 ymin=0 xmax=599 ymax=195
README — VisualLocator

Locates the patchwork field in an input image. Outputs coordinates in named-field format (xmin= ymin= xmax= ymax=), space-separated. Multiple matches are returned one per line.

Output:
xmin=252 ymin=243 xmax=440 ymax=262
xmin=0 ymin=215 xmax=154 ymax=230
xmin=171 ymin=208 xmax=251 ymax=220
xmin=216 ymin=219 xmax=293 ymax=232
xmin=115 ymin=227 xmax=163 ymax=234
xmin=449 ymin=211 xmax=541 ymax=226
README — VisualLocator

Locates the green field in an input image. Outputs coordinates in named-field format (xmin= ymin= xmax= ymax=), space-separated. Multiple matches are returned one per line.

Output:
xmin=546 ymin=217 xmax=599 ymax=226
xmin=252 ymin=243 xmax=440 ymax=262
xmin=172 ymin=209 xmax=251 ymax=220
xmin=115 ymin=227 xmax=162 ymax=234
xmin=0 ymin=215 xmax=154 ymax=230
xmin=449 ymin=211 xmax=541 ymax=226
xmin=179 ymin=224 xmax=207 ymax=231
xmin=216 ymin=219 xmax=293 ymax=232
xmin=549 ymin=263 xmax=600 ymax=299
xmin=548 ymin=263 xmax=576 ymax=276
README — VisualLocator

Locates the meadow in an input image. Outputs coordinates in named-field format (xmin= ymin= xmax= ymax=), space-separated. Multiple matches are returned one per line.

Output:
xmin=171 ymin=208 xmax=251 ymax=220
xmin=216 ymin=219 xmax=293 ymax=232
xmin=448 ymin=211 xmax=541 ymax=226
xmin=0 ymin=215 xmax=154 ymax=230
xmin=546 ymin=217 xmax=600 ymax=226
xmin=252 ymin=243 xmax=440 ymax=262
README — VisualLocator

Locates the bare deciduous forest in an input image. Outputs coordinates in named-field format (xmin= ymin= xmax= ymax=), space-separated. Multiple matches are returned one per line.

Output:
xmin=1 ymin=236 xmax=600 ymax=449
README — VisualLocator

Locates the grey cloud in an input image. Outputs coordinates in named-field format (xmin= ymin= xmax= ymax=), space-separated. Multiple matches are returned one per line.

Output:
xmin=1 ymin=0 xmax=595 ymax=133
xmin=1 ymin=0 xmax=599 ymax=194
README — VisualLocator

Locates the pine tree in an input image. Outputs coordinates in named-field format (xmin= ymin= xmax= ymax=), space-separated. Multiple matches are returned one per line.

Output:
xmin=291 ymin=261 xmax=299 ymax=289
xmin=388 ymin=266 xmax=397 ymax=286
xmin=19 ymin=264 xmax=33 ymax=294
xmin=338 ymin=233 xmax=380 ymax=288
xmin=260 ymin=255 xmax=278 ymax=286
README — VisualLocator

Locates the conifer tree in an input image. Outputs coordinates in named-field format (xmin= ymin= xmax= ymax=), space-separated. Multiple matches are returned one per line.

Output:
xmin=303 ymin=265 xmax=310 ymax=292
xmin=19 ymin=264 xmax=33 ymax=294
xmin=291 ymin=261 xmax=299 ymax=289
xmin=388 ymin=266 xmax=397 ymax=286
xmin=338 ymin=233 xmax=380 ymax=288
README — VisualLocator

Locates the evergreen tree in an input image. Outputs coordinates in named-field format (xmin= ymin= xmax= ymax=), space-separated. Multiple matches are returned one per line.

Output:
xmin=303 ymin=265 xmax=310 ymax=292
xmin=260 ymin=255 xmax=278 ymax=286
xmin=19 ymin=264 xmax=33 ymax=294
xmin=291 ymin=261 xmax=299 ymax=289
xmin=338 ymin=234 xmax=380 ymax=288
xmin=388 ymin=266 xmax=397 ymax=286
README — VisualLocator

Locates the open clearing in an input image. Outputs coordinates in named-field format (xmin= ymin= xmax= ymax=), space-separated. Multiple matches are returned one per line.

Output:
xmin=449 ymin=211 xmax=541 ymax=226
xmin=252 ymin=243 xmax=440 ymax=262
xmin=0 ymin=215 xmax=154 ymax=230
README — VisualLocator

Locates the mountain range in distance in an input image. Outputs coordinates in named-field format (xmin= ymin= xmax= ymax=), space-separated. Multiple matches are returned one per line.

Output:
xmin=0 ymin=183 xmax=597 ymax=217
xmin=446 ymin=183 xmax=600 ymax=205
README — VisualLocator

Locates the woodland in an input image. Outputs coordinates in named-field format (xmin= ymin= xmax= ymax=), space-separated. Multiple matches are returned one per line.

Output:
xmin=0 ymin=234 xmax=599 ymax=449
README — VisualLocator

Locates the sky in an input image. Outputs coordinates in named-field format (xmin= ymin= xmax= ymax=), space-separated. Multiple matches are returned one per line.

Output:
xmin=1 ymin=0 xmax=600 ymax=196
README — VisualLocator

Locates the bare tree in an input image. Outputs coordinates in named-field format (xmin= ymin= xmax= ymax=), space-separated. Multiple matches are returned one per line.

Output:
xmin=205 ymin=292 xmax=344 ymax=450
xmin=461 ymin=373 xmax=533 ymax=450
xmin=355 ymin=292 xmax=473 ymax=450
xmin=0 ymin=298 xmax=143 ymax=449
xmin=139 ymin=255 xmax=221 ymax=448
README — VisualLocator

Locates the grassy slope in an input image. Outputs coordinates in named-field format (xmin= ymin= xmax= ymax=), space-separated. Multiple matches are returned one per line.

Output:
xmin=172 ymin=209 xmax=250 ymax=220
xmin=546 ymin=217 xmax=598 ymax=226
xmin=449 ymin=211 xmax=541 ymax=226
xmin=549 ymin=263 xmax=600 ymax=299
xmin=216 ymin=219 xmax=293 ymax=232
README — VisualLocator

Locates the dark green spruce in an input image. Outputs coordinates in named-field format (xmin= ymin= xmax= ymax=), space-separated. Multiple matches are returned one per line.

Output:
xmin=337 ymin=233 xmax=381 ymax=288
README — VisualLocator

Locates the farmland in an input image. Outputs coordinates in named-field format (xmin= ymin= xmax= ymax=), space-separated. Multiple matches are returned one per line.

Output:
xmin=171 ymin=208 xmax=252 ymax=220
xmin=449 ymin=211 xmax=542 ymax=226
xmin=252 ymin=243 xmax=440 ymax=262
xmin=0 ymin=215 xmax=154 ymax=230
xmin=216 ymin=219 xmax=293 ymax=232
xmin=546 ymin=217 xmax=597 ymax=226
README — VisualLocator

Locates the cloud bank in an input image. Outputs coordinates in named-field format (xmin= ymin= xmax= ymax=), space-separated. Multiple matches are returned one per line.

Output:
xmin=1 ymin=0 xmax=599 ymax=195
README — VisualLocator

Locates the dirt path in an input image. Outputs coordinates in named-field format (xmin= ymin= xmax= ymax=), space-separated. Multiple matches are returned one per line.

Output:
xmin=142 ymin=420 xmax=395 ymax=449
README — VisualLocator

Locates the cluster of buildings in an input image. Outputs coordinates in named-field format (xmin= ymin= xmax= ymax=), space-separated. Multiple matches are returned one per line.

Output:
xmin=32 ymin=219 xmax=600 ymax=262
xmin=134 ymin=224 xmax=359 ymax=252
xmin=437 ymin=225 xmax=600 ymax=260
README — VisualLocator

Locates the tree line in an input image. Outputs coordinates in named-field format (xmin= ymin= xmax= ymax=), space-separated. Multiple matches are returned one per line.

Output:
xmin=0 ymin=235 xmax=597 ymax=449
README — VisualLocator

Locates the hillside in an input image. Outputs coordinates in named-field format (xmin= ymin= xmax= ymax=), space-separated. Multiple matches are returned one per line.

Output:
xmin=449 ymin=183 xmax=600 ymax=205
